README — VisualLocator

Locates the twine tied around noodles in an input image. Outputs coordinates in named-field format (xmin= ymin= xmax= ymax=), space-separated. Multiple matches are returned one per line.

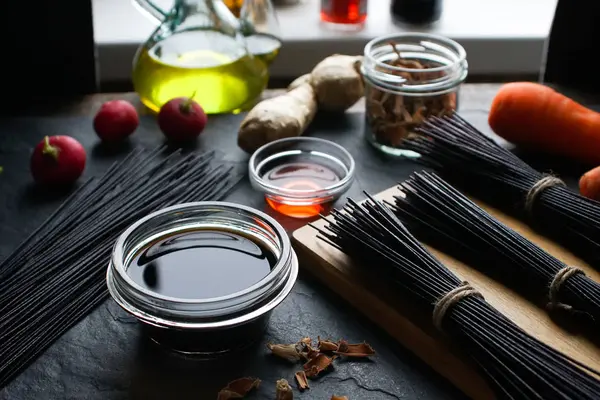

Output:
xmin=433 ymin=281 xmax=484 ymax=332
xmin=547 ymin=266 xmax=585 ymax=312
xmin=525 ymin=175 xmax=566 ymax=215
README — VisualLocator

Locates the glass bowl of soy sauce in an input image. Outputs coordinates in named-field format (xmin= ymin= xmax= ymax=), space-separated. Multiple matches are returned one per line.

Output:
xmin=249 ymin=137 xmax=356 ymax=218
xmin=106 ymin=202 xmax=298 ymax=356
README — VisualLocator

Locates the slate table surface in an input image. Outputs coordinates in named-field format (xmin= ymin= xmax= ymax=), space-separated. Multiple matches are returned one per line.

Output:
xmin=0 ymin=84 xmax=593 ymax=400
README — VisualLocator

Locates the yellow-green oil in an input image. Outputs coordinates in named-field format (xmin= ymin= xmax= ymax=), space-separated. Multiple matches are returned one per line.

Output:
xmin=245 ymin=33 xmax=282 ymax=66
xmin=132 ymin=31 xmax=269 ymax=114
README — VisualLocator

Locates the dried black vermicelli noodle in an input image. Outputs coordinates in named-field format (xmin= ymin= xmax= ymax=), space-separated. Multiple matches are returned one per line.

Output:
xmin=401 ymin=113 xmax=600 ymax=269
xmin=389 ymin=171 xmax=600 ymax=330
xmin=313 ymin=196 xmax=600 ymax=399
xmin=0 ymin=146 xmax=241 ymax=388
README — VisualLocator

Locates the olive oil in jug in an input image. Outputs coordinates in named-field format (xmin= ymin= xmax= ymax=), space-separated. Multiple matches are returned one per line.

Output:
xmin=132 ymin=0 xmax=268 ymax=114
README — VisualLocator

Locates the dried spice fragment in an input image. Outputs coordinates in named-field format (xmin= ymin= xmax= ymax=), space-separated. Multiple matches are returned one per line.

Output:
xmin=297 ymin=338 xmax=320 ymax=361
xmin=217 ymin=377 xmax=261 ymax=400
xmin=294 ymin=371 xmax=310 ymax=391
xmin=331 ymin=396 xmax=349 ymax=400
xmin=275 ymin=379 xmax=294 ymax=400
xmin=317 ymin=337 xmax=339 ymax=352
xmin=366 ymin=41 xmax=457 ymax=149
xmin=303 ymin=353 xmax=336 ymax=378
xmin=334 ymin=340 xmax=376 ymax=358
xmin=267 ymin=343 xmax=303 ymax=362
xmin=300 ymin=337 xmax=312 ymax=345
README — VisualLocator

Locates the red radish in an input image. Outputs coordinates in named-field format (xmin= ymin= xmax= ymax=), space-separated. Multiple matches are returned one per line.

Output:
xmin=30 ymin=136 xmax=86 ymax=185
xmin=158 ymin=96 xmax=207 ymax=141
xmin=93 ymin=100 xmax=139 ymax=142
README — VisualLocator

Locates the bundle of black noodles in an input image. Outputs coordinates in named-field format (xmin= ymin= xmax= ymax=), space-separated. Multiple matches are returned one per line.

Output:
xmin=402 ymin=113 xmax=600 ymax=270
xmin=313 ymin=196 xmax=600 ymax=399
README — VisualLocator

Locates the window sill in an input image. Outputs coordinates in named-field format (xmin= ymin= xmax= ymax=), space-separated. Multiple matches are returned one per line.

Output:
xmin=93 ymin=0 xmax=557 ymax=84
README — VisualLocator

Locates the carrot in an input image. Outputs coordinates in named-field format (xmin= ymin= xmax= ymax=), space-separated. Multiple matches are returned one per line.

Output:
xmin=488 ymin=82 xmax=600 ymax=165
xmin=579 ymin=165 xmax=600 ymax=200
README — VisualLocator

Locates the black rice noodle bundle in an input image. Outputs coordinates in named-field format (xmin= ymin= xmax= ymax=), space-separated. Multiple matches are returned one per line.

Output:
xmin=0 ymin=146 xmax=241 ymax=388
xmin=390 ymin=171 xmax=600 ymax=329
xmin=313 ymin=196 xmax=600 ymax=399
xmin=402 ymin=113 xmax=600 ymax=269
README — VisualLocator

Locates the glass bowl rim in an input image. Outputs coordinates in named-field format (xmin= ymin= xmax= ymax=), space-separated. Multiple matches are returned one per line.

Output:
xmin=106 ymin=201 xmax=298 ymax=329
xmin=248 ymin=137 xmax=356 ymax=199
xmin=364 ymin=32 xmax=467 ymax=74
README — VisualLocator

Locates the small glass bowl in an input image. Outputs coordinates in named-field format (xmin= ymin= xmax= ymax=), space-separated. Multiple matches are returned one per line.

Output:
xmin=106 ymin=202 xmax=298 ymax=355
xmin=249 ymin=137 xmax=356 ymax=218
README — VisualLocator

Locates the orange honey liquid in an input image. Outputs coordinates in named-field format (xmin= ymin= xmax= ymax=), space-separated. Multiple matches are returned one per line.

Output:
xmin=262 ymin=161 xmax=340 ymax=218
xmin=265 ymin=199 xmax=333 ymax=219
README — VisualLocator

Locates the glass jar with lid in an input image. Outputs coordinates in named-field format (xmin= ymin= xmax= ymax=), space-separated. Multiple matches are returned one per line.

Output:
xmin=361 ymin=33 xmax=468 ymax=157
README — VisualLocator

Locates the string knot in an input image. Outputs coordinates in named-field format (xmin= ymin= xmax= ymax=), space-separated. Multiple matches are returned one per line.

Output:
xmin=525 ymin=175 xmax=565 ymax=215
xmin=547 ymin=266 xmax=585 ymax=312
xmin=433 ymin=281 xmax=483 ymax=332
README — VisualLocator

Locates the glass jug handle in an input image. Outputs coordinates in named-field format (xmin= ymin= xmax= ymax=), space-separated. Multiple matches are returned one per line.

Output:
xmin=133 ymin=0 xmax=168 ymax=24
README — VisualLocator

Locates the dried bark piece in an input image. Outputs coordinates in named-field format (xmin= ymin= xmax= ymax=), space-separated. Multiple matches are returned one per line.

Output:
xmin=334 ymin=340 xmax=376 ymax=358
xmin=401 ymin=107 xmax=413 ymax=122
xmin=366 ymin=98 xmax=386 ymax=119
xmin=443 ymin=92 xmax=457 ymax=110
xmin=267 ymin=342 xmax=303 ymax=362
xmin=317 ymin=337 xmax=339 ymax=352
xmin=275 ymin=379 xmax=293 ymax=400
xmin=217 ymin=377 xmax=261 ymax=400
xmin=389 ymin=41 xmax=402 ymax=58
xmin=308 ymin=346 xmax=320 ymax=359
xmin=392 ymin=95 xmax=405 ymax=116
xmin=396 ymin=59 xmax=424 ymax=69
xmin=297 ymin=337 xmax=320 ymax=361
xmin=299 ymin=337 xmax=312 ymax=346
xmin=294 ymin=371 xmax=310 ymax=391
xmin=377 ymin=122 xmax=407 ymax=147
xmin=300 ymin=344 xmax=320 ymax=361
xmin=331 ymin=396 xmax=349 ymax=400
xmin=303 ymin=353 xmax=335 ymax=378
xmin=412 ymin=106 xmax=427 ymax=124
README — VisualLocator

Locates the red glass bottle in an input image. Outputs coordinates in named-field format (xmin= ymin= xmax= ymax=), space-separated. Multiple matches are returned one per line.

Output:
xmin=320 ymin=0 xmax=368 ymax=25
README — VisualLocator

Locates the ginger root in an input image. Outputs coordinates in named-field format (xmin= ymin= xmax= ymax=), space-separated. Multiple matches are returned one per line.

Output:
xmin=237 ymin=82 xmax=317 ymax=154
xmin=288 ymin=74 xmax=312 ymax=91
xmin=310 ymin=55 xmax=364 ymax=112
xmin=237 ymin=54 xmax=364 ymax=153
xmin=288 ymin=56 xmax=364 ymax=111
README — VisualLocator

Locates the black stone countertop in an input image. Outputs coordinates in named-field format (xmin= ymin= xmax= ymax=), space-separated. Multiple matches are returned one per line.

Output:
xmin=3 ymin=95 xmax=591 ymax=400
xmin=0 ymin=110 xmax=475 ymax=400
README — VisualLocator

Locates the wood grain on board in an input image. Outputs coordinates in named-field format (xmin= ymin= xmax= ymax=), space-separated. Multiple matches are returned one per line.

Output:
xmin=292 ymin=186 xmax=600 ymax=400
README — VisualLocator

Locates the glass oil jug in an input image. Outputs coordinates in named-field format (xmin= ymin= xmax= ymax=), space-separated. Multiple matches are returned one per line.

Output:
xmin=132 ymin=0 xmax=269 ymax=114
xmin=240 ymin=0 xmax=283 ymax=66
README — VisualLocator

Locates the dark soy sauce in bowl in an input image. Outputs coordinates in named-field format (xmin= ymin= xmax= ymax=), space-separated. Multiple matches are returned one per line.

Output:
xmin=128 ymin=230 xmax=278 ymax=300
xmin=108 ymin=202 xmax=299 ymax=356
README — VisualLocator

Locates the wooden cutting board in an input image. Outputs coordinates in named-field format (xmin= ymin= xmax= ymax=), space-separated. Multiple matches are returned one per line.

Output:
xmin=291 ymin=186 xmax=600 ymax=400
